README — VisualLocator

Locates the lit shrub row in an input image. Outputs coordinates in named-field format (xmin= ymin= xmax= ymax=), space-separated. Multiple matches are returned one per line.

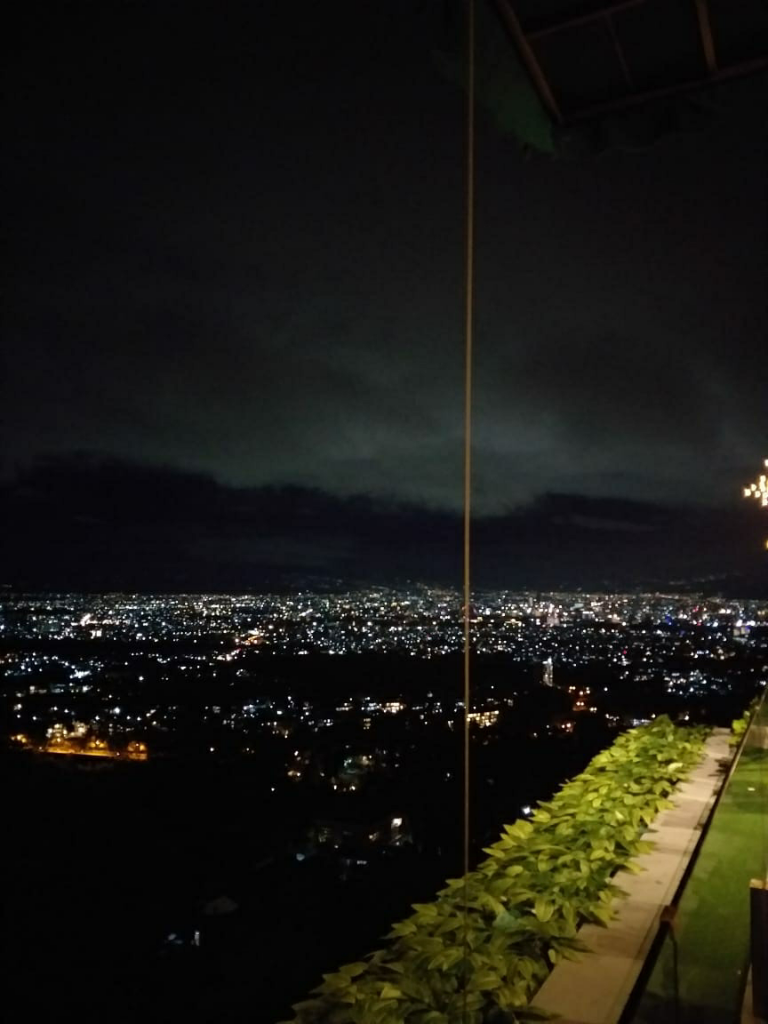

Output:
xmin=729 ymin=696 xmax=760 ymax=746
xmin=286 ymin=716 xmax=707 ymax=1024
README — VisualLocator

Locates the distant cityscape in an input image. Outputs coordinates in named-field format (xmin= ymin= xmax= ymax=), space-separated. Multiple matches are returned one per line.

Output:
xmin=2 ymin=587 xmax=766 ymax=763
xmin=3 ymin=586 xmax=766 ymax=1021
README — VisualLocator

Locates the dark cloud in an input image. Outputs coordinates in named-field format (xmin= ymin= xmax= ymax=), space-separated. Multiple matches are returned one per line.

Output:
xmin=3 ymin=1 xmax=767 ymax=571
xmin=2 ymin=457 xmax=765 ymax=594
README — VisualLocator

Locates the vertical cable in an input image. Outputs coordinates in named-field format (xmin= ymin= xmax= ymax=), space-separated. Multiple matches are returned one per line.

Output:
xmin=462 ymin=0 xmax=476 ymax=1019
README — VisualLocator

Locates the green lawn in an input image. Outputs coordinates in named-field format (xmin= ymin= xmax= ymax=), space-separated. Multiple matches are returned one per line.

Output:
xmin=629 ymin=741 xmax=768 ymax=1024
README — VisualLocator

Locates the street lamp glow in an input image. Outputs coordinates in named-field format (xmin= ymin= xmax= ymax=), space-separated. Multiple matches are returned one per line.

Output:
xmin=743 ymin=459 xmax=768 ymax=548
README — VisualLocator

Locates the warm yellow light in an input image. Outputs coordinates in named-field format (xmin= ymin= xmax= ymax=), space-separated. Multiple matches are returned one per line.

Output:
xmin=744 ymin=459 xmax=768 ymax=550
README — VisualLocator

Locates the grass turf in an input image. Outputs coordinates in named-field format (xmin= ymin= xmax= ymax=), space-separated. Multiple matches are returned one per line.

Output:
xmin=630 ymin=741 xmax=768 ymax=1024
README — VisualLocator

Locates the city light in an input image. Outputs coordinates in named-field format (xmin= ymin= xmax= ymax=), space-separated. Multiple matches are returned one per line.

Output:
xmin=743 ymin=458 xmax=768 ymax=549
xmin=3 ymin=588 xmax=766 ymax=770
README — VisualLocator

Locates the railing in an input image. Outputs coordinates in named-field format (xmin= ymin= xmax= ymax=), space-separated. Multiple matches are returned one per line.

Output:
xmin=625 ymin=684 xmax=768 ymax=1024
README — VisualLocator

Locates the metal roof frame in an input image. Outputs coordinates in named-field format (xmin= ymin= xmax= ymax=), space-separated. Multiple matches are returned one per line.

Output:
xmin=490 ymin=0 xmax=768 ymax=124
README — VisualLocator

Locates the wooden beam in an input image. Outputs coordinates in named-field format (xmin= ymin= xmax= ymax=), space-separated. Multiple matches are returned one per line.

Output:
xmin=492 ymin=0 xmax=563 ymax=123
xmin=605 ymin=14 xmax=634 ymax=90
xmin=694 ymin=0 xmax=718 ymax=75
xmin=526 ymin=0 xmax=647 ymax=41
xmin=569 ymin=55 xmax=768 ymax=121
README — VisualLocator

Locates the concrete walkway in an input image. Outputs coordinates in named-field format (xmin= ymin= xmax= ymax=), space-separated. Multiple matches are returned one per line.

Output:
xmin=532 ymin=729 xmax=732 ymax=1024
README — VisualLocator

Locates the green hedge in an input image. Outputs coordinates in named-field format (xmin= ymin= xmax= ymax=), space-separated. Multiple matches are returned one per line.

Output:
xmin=729 ymin=697 xmax=760 ymax=747
xmin=285 ymin=716 xmax=707 ymax=1024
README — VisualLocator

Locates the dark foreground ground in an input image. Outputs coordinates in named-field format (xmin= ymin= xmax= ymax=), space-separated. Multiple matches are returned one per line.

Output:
xmin=3 ymin=731 xmax=614 ymax=1023
xmin=4 ymin=652 xmax=751 ymax=1023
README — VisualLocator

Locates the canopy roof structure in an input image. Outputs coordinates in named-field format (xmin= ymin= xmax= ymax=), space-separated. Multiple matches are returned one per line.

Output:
xmin=461 ymin=0 xmax=768 ymax=151
xmin=496 ymin=0 xmax=768 ymax=122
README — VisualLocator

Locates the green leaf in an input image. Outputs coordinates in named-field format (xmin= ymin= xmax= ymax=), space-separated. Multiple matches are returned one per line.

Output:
xmin=379 ymin=983 xmax=403 ymax=999
xmin=558 ymin=944 xmax=584 ymax=962
xmin=534 ymin=898 xmax=554 ymax=923
xmin=504 ymin=819 xmax=535 ymax=840
xmin=428 ymin=947 xmax=464 ymax=971
xmin=481 ymin=892 xmax=507 ymax=916
xmin=290 ymin=1000 xmax=322 ymax=1014
xmin=387 ymin=920 xmax=417 ymax=937
xmin=340 ymin=962 xmax=367 ymax=977
xmin=470 ymin=970 xmax=502 ymax=991
xmin=318 ymin=972 xmax=351 ymax=992
xmin=482 ymin=846 xmax=508 ymax=859
xmin=518 ymin=1005 xmax=559 ymax=1020
xmin=591 ymin=904 xmax=613 ymax=926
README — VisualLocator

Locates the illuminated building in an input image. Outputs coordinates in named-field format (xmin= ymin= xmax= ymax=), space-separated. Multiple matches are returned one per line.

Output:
xmin=467 ymin=709 xmax=499 ymax=729
xmin=542 ymin=657 xmax=554 ymax=687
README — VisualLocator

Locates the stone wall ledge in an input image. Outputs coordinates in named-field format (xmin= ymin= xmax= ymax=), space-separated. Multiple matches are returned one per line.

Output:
xmin=532 ymin=728 xmax=731 ymax=1024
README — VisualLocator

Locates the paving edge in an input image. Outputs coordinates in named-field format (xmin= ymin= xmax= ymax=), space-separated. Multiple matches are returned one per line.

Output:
xmin=531 ymin=728 xmax=732 ymax=1024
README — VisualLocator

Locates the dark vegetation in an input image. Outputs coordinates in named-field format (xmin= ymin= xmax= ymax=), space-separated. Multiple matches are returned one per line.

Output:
xmin=2 ymin=651 xmax=759 ymax=1022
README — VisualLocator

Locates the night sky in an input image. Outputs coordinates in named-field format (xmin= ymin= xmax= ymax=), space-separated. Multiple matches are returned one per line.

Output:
xmin=4 ymin=1 xmax=768 ymax=591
